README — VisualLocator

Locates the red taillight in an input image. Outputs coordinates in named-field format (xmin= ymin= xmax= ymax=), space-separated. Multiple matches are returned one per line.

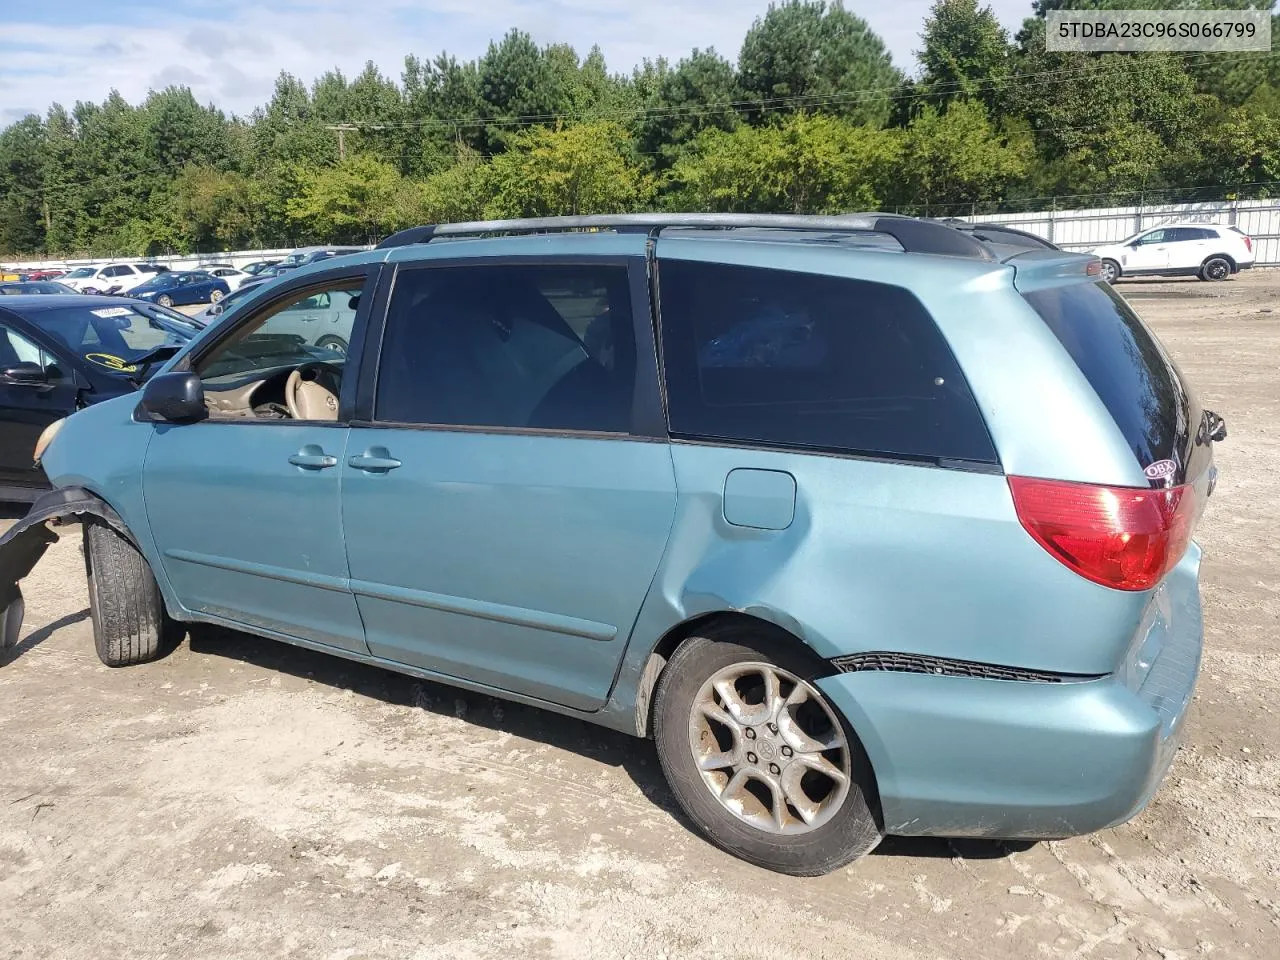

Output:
xmin=1244 ymin=235 xmax=1253 ymax=253
xmin=1008 ymin=476 xmax=1196 ymax=591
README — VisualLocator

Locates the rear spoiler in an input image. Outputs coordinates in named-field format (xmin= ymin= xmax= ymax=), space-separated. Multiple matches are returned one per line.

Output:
xmin=1004 ymin=250 xmax=1103 ymax=293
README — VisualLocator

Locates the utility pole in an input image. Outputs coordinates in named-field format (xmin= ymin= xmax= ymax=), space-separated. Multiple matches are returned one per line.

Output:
xmin=326 ymin=124 xmax=358 ymax=161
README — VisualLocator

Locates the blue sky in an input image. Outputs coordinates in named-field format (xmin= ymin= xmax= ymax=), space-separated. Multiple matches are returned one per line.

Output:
xmin=0 ymin=1 xmax=1036 ymax=127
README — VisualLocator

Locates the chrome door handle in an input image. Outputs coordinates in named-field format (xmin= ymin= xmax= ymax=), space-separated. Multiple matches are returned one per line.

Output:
xmin=348 ymin=446 xmax=401 ymax=472
xmin=289 ymin=444 xmax=337 ymax=469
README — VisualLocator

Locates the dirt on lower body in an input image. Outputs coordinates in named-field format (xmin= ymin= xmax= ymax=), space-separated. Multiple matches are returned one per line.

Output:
xmin=2 ymin=272 xmax=1278 ymax=960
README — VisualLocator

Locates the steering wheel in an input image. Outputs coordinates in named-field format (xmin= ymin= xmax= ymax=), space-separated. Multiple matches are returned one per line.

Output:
xmin=285 ymin=364 xmax=340 ymax=421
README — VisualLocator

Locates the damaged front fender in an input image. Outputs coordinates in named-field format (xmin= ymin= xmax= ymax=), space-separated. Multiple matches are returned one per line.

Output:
xmin=0 ymin=486 xmax=134 ymax=653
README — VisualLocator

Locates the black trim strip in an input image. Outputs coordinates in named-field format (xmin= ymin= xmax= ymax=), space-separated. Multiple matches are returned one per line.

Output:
xmin=830 ymin=651 xmax=1104 ymax=683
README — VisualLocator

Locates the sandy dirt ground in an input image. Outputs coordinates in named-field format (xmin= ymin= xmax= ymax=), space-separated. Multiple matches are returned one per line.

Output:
xmin=2 ymin=271 xmax=1278 ymax=960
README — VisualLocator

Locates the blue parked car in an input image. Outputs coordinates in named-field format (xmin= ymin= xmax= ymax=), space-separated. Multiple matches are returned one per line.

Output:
xmin=0 ymin=214 xmax=1222 ymax=876
xmin=130 ymin=270 xmax=230 ymax=308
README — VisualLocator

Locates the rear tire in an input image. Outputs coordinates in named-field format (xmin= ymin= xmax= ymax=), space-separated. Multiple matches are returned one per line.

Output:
xmin=84 ymin=523 xmax=181 ymax=667
xmin=1200 ymin=257 xmax=1231 ymax=281
xmin=210 ymin=288 xmax=224 ymax=303
xmin=653 ymin=627 xmax=882 ymax=875
xmin=1099 ymin=259 xmax=1121 ymax=284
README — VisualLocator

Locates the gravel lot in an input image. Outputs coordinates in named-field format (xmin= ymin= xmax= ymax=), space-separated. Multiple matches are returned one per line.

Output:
xmin=2 ymin=271 xmax=1278 ymax=960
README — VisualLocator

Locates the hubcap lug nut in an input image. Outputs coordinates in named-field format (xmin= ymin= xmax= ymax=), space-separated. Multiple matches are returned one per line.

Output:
xmin=781 ymin=745 xmax=793 ymax=758
xmin=767 ymin=723 xmax=778 ymax=734
xmin=746 ymin=752 xmax=758 ymax=764
xmin=769 ymin=763 xmax=781 ymax=775
xmin=744 ymin=728 xmax=756 ymax=740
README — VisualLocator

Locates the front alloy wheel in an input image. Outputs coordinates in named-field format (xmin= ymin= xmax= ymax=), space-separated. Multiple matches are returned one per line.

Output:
xmin=157 ymin=294 xmax=173 ymax=307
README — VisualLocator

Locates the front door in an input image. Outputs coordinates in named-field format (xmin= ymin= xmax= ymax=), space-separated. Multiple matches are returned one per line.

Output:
xmin=0 ymin=323 xmax=78 ymax=490
xmin=1127 ymin=229 xmax=1171 ymax=272
xmin=142 ymin=270 xmax=376 ymax=653
xmin=342 ymin=258 xmax=677 ymax=711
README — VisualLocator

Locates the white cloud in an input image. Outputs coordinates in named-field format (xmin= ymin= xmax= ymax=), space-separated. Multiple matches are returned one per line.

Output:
xmin=0 ymin=0 xmax=1037 ymax=127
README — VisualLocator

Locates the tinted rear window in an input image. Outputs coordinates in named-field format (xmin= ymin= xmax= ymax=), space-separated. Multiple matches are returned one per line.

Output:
xmin=657 ymin=260 xmax=997 ymax=464
xmin=1022 ymin=281 xmax=1191 ymax=472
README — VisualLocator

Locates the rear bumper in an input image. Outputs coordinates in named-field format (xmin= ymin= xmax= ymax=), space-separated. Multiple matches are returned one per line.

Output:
xmin=817 ymin=548 xmax=1202 ymax=839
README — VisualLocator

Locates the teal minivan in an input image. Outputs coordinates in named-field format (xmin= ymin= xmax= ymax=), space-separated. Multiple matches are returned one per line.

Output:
xmin=0 ymin=214 xmax=1221 ymax=875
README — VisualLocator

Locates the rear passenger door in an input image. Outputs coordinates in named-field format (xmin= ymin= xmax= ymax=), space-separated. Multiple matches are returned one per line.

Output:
xmin=342 ymin=255 xmax=675 ymax=711
xmin=1164 ymin=227 xmax=1210 ymax=270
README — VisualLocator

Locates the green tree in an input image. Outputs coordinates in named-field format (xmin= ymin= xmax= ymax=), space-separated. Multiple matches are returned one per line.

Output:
xmin=287 ymin=154 xmax=416 ymax=242
xmin=484 ymin=121 xmax=654 ymax=217
xmin=1005 ymin=18 xmax=1207 ymax=199
xmin=636 ymin=48 xmax=742 ymax=163
xmin=916 ymin=0 xmax=1011 ymax=112
xmin=669 ymin=112 xmax=900 ymax=213
xmin=0 ymin=115 xmax=48 ymax=254
xmin=476 ymin=30 xmax=566 ymax=150
xmin=738 ymin=1 xmax=902 ymax=127
xmin=419 ymin=146 xmax=490 ymax=223
xmin=891 ymin=100 xmax=1030 ymax=212
xmin=172 ymin=165 xmax=258 ymax=251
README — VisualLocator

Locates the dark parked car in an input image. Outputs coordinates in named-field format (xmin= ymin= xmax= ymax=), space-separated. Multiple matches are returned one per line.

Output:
xmin=130 ymin=270 xmax=231 ymax=307
xmin=0 ymin=281 xmax=76 ymax=295
xmin=190 ymin=276 xmax=272 ymax=325
xmin=241 ymin=260 xmax=282 ymax=276
xmin=0 ymin=295 xmax=197 ymax=500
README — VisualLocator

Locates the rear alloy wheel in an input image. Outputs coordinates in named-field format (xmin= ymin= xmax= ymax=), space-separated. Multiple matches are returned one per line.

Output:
xmin=157 ymin=294 xmax=174 ymax=307
xmin=210 ymin=288 xmax=224 ymax=303
xmin=1200 ymin=257 xmax=1231 ymax=282
xmin=1099 ymin=259 xmax=1120 ymax=284
xmin=654 ymin=631 xmax=882 ymax=875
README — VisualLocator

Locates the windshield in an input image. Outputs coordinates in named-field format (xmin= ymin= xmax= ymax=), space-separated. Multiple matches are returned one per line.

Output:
xmin=64 ymin=267 xmax=95 ymax=279
xmin=25 ymin=303 xmax=196 ymax=377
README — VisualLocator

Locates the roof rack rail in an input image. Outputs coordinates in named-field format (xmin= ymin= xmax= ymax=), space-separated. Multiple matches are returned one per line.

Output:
xmin=375 ymin=213 xmax=995 ymax=260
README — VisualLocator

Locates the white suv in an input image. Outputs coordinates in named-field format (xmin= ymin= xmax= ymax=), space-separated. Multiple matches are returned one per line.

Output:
xmin=59 ymin=262 xmax=168 ymax=294
xmin=1094 ymin=223 xmax=1255 ymax=283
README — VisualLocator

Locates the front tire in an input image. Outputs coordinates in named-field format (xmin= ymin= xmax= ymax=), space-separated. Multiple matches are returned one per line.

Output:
xmin=84 ymin=523 xmax=181 ymax=667
xmin=1099 ymin=259 xmax=1121 ymax=284
xmin=653 ymin=628 xmax=882 ymax=875
xmin=157 ymin=294 xmax=173 ymax=307
xmin=1200 ymin=257 xmax=1231 ymax=281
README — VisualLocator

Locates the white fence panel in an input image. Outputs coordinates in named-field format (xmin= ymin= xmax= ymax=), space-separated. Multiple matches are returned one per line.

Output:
xmin=964 ymin=199 xmax=1280 ymax=266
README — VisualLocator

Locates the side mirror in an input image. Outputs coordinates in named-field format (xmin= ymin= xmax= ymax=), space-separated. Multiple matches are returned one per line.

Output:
xmin=137 ymin=371 xmax=207 ymax=423
xmin=1 ymin=361 xmax=48 ymax=384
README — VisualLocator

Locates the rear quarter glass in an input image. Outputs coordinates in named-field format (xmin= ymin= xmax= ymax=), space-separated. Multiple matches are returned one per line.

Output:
xmin=1020 ymin=281 xmax=1210 ymax=486
xmin=656 ymin=259 xmax=998 ymax=466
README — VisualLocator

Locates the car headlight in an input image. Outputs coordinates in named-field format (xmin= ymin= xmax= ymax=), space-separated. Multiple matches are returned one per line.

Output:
xmin=34 ymin=417 xmax=65 ymax=465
